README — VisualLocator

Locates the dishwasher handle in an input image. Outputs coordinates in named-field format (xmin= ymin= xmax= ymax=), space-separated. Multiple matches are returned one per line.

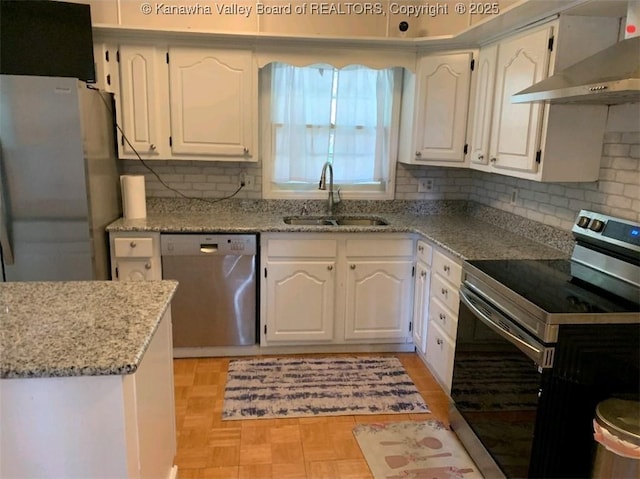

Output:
xmin=200 ymin=244 xmax=218 ymax=254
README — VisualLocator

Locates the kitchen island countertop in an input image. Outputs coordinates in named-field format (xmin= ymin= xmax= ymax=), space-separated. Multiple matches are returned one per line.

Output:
xmin=0 ymin=280 xmax=178 ymax=379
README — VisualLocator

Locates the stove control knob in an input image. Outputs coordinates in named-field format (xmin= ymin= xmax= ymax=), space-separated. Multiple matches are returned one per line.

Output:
xmin=576 ymin=216 xmax=591 ymax=228
xmin=589 ymin=219 xmax=605 ymax=232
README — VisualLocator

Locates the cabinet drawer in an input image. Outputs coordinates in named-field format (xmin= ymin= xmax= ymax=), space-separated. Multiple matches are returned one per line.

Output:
xmin=114 ymin=237 xmax=154 ymax=258
xmin=426 ymin=319 xmax=455 ymax=393
xmin=431 ymin=273 xmax=460 ymax=315
xmin=429 ymin=297 xmax=458 ymax=340
xmin=416 ymin=240 xmax=433 ymax=265
xmin=345 ymin=238 xmax=413 ymax=257
xmin=432 ymin=250 xmax=462 ymax=285
xmin=267 ymin=239 xmax=337 ymax=258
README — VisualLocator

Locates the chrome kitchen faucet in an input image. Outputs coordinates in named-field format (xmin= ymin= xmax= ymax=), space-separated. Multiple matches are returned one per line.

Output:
xmin=318 ymin=161 xmax=341 ymax=215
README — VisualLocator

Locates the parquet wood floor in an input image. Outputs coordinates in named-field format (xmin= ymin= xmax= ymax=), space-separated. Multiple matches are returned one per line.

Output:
xmin=173 ymin=353 xmax=450 ymax=479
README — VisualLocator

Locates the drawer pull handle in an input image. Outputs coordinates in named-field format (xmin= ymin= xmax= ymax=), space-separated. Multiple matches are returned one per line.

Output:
xmin=130 ymin=241 xmax=137 ymax=248
xmin=350 ymin=264 xmax=356 ymax=270
xmin=144 ymin=263 xmax=151 ymax=270
xmin=421 ymin=271 xmax=427 ymax=278
xmin=415 ymin=151 xmax=422 ymax=157
xmin=443 ymin=265 xmax=450 ymax=273
xmin=436 ymin=338 xmax=443 ymax=346
xmin=327 ymin=265 xmax=333 ymax=271
xmin=439 ymin=313 xmax=446 ymax=321
xmin=149 ymin=144 xmax=156 ymax=151
xmin=441 ymin=288 xmax=448 ymax=297
xmin=418 ymin=245 xmax=423 ymax=252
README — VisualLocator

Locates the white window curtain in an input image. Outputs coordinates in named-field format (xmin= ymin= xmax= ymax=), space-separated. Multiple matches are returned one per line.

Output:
xmin=270 ymin=63 xmax=394 ymax=188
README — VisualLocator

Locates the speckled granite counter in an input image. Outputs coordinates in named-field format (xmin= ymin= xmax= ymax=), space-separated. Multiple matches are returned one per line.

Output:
xmin=1 ymin=280 xmax=178 ymax=379
xmin=107 ymin=199 xmax=570 ymax=261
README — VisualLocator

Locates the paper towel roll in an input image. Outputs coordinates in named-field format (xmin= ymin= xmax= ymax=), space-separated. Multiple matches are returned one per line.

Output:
xmin=120 ymin=175 xmax=147 ymax=220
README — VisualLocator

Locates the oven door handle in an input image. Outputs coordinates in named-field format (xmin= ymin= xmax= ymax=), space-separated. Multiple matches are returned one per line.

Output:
xmin=460 ymin=287 xmax=554 ymax=368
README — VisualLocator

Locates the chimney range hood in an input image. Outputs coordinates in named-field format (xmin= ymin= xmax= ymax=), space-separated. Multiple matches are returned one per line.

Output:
xmin=513 ymin=0 xmax=640 ymax=105
xmin=511 ymin=36 xmax=640 ymax=105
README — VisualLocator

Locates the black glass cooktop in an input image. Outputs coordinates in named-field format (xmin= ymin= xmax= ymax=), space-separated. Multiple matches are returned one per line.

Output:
xmin=467 ymin=259 xmax=640 ymax=315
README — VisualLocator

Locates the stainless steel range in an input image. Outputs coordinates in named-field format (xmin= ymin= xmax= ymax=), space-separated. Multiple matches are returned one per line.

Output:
xmin=450 ymin=210 xmax=640 ymax=478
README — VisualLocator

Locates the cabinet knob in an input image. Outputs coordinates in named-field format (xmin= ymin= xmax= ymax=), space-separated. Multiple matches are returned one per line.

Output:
xmin=144 ymin=263 xmax=151 ymax=270
xmin=415 ymin=151 xmax=422 ymax=157
xmin=130 ymin=241 xmax=137 ymax=248
xmin=149 ymin=144 xmax=156 ymax=151
xmin=350 ymin=264 xmax=356 ymax=270
xmin=420 ymin=271 xmax=427 ymax=277
xmin=243 ymin=147 xmax=249 ymax=155
xmin=441 ymin=288 xmax=448 ymax=297
xmin=443 ymin=265 xmax=450 ymax=273
xmin=439 ymin=313 xmax=446 ymax=321
xmin=327 ymin=265 xmax=333 ymax=271
xmin=490 ymin=157 xmax=497 ymax=163
xmin=478 ymin=154 xmax=484 ymax=161
xmin=418 ymin=245 xmax=424 ymax=252
xmin=436 ymin=338 xmax=443 ymax=346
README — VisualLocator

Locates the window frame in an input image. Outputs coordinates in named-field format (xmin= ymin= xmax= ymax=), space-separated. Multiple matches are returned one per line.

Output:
xmin=260 ymin=63 xmax=403 ymax=200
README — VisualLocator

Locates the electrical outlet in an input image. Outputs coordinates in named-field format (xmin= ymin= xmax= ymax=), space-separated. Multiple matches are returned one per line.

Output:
xmin=239 ymin=172 xmax=253 ymax=188
xmin=510 ymin=188 xmax=518 ymax=205
xmin=418 ymin=178 xmax=434 ymax=193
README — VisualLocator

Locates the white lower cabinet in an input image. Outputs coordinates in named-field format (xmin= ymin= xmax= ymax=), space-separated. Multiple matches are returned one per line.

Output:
xmin=425 ymin=319 xmax=456 ymax=392
xmin=412 ymin=241 xmax=433 ymax=356
xmin=417 ymin=242 xmax=462 ymax=395
xmin=110 ymin=232 xmax=162 ymax=281
xmin=264 ymin=260 xmax=336 ymax=343
xmin=261 ymin=233 xmax=414 ymax=347
xmin=344 ymin=260 xmax=414 ymax=341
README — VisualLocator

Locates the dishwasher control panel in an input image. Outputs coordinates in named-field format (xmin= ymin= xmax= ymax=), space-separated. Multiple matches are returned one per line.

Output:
xmin=161 ymin=234 xmax=257 ymax=256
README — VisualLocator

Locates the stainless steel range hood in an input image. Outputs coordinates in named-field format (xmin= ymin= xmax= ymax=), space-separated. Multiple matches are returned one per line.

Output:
xmin=512 ymin=36 xmax=640 ymax=105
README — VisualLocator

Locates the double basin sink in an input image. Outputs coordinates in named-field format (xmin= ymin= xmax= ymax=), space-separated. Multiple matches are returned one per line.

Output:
xmin=283 ymin=215 xmax=389 ymax=226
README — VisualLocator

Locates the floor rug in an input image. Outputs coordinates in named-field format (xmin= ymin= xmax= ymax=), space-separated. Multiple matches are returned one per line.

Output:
xmin=353 ymin=420 xmax=483 ymax=479
xmin=222 ymin=356 xmax=429 ymax=420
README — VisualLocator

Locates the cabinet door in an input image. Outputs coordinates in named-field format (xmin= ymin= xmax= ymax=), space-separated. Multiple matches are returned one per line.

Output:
xmin=265 ymin=261 xmax=335 ymax=342
xmin=345 ymin=261 xmax=413 ymax=341
xmin=470 ymin=43 xmax=498 ymax=166
xmin=425 ymin=319 xmax=455 ymax=394
xmin=117 ymin=45 xmax=168 ymax=159
xmin=489 ymin=26 xmax=552 ymax=172
xmin=168 ymin=47 xmax=254 ymax=158
xmin=413 ymin=52 xmax=473 ymax=163
xmin=116 ymin=258 xmax=156 ymax=281
xmin=412 ymin=261 xmax=431 ymax=355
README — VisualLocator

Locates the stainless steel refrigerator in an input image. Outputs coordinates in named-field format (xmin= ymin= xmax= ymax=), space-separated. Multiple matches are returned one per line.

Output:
xmin=0 ymin=75 xmax=121 ymax=281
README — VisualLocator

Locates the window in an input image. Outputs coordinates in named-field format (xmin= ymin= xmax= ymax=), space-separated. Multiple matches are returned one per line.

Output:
xmin=262 ymin=63 xmax=402 ymax=199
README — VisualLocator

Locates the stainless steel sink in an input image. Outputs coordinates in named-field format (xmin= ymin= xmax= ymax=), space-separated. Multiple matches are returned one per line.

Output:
xmin=283 ymin=216 xmax=389 ymax=226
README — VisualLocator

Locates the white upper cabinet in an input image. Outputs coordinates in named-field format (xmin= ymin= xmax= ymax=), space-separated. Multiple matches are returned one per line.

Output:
xmin=489 ymin=25 xmax=552 ymax=173
xmin=116 ymin=45 xmax=169 ymax=160
xmin=469 ymin=16 xmax=620 ymax=182
xmin=399 ymin=51 xmax=474 ymax=166
xmin=469 ymin=43 xmax=498 ymax=167
xmin=108 ymin=43 xmax=257 ymax=162
xmin=168 ymin=47 xmax=255 ymax=158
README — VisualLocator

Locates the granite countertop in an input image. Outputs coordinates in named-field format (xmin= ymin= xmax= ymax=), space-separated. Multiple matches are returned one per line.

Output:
xmin=107 ymin=200 xmax=569 ymax=261
xmin=1 ymin=280 xmax=178 ymax=379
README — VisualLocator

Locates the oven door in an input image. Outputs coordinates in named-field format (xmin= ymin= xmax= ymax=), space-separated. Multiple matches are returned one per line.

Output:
xmin=450 ymin=285 xmax=554 ymax=479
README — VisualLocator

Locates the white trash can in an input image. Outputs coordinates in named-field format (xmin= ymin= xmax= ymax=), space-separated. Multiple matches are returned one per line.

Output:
xmin=592 ymin=398 xmax=640 ymax=478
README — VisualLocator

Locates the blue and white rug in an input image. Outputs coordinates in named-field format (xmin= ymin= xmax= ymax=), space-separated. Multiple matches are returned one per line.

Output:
xmin=222 ymin=356 xmax=430 ymax=420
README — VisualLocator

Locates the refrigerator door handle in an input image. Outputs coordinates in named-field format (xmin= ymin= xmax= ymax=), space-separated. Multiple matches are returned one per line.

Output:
xmin=0 ymin=149 xmax=14 ymax=265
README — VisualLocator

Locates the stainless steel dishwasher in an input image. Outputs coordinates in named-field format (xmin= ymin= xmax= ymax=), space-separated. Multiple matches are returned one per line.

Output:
xmin=161 ymin=234 xmax=257 ymax=349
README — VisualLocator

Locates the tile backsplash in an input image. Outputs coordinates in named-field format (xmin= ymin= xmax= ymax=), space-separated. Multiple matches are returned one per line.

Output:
xmin=122 ymin=126 xmax=638 ymax=233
